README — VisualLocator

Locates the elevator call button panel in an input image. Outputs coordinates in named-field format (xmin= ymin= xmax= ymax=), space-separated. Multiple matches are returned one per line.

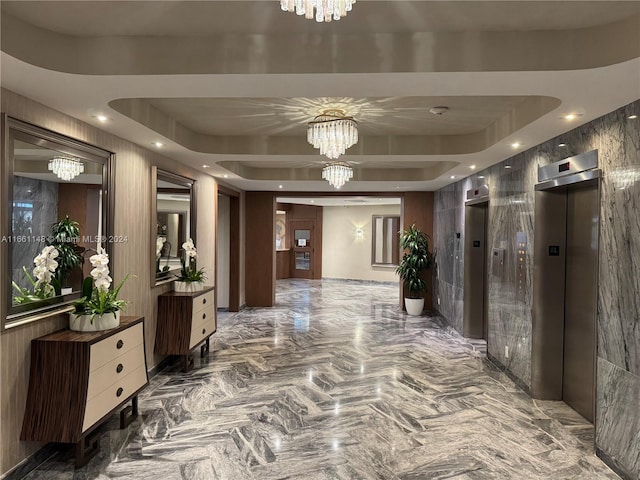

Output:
xmin=516 ymin=232 xmax=527 ymax=301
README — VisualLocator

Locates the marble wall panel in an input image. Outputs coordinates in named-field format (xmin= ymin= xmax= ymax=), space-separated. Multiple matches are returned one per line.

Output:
xmin=596 ymin=358 xmax=640 ymax=479
xmin=11 ymin=177 xmax=58 ymax=290
xmin=434 ymin=99 xmax=640 ymax=479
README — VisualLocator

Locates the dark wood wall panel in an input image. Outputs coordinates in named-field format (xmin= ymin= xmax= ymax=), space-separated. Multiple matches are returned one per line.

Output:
xmin=245 ymin=192 xmax=275 ymax=306
xmin=276 ymin=250 xmax=290 ymax=279
xmin=401 ymin=192 xmax=435 ymax=311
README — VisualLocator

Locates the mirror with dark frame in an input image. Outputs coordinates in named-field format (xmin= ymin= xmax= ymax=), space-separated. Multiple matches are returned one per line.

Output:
xmin=152 ymin=168 xmax=196 ymax=285
xmin=1 ymin=115 xmax=113 ymax=326
xmin=371 ymin=215 xmax=401 ymax=267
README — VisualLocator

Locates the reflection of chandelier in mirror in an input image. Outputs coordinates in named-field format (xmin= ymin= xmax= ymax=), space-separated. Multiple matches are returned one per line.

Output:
xmin=48 ymin=156 xmax=84 ymax=181
xmin=307 ymin=109 xmax=358 ymax=159
xmin=322 ymin=162 xmax=353 ymax=189
xmin=280 ymin=0 xmax=356 ymax=22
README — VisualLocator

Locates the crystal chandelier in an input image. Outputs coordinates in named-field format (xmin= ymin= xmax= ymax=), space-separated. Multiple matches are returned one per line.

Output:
xmin=307 ymin=109 xmax=358 ymax=159
xmin=280 ymin=0 xmax=356 ymax=22
xmin=322 ymin=162 xmax=353 ymax=189
xmin=48 ymin=156 xmax=84 ymax=181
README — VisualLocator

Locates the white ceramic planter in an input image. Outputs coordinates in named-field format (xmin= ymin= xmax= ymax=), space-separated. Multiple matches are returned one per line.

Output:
xmin=404 ymin=297 xmax=425 ymax=316
xmin=69 ymin=310 xmax=120 ymax=332
xmin=174 ymin=280 xmax=205 ymax=293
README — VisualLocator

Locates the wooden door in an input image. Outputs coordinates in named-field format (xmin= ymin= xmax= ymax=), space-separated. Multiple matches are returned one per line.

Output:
xmin=290 ymin=220 xmax=314 ymax=279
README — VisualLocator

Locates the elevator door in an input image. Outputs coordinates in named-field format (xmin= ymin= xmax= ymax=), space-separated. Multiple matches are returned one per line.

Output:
xmin=463 ymin=202 xmax=488 ymax=339
xmin=563 ymin=184 xmax=598 ymax=423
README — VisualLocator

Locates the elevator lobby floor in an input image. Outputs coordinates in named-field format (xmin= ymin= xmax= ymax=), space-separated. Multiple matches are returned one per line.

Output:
xmin=23 ymin=279 xmax=618 ymax=479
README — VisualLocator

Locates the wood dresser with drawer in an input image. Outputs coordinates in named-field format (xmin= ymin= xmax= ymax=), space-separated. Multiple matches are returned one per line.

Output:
xmin=155 ymin=286 xmax=216 ymax=372
xmin=20 ymin=316 xmax=148 ymax=467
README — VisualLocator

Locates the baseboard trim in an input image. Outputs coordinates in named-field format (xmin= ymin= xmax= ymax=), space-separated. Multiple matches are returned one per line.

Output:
xmin=596 ymin=446 xmax=635 ymax=480
xmin=1 ymin=443 xmax=60 ymax=480
xmin=485 ymin=352 xmax=532 ymax=396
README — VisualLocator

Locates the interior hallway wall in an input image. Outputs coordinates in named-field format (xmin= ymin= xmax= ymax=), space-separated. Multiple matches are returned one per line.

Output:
xmin=0 ymin=88 xmax=221 ymax=476
xmin=217 ymin=194 xmax=230 ymax=309
xmin=322 ymin=204 xmax=400 ymax=282
xmin=433 ymin=99 xmax=640 ymax=479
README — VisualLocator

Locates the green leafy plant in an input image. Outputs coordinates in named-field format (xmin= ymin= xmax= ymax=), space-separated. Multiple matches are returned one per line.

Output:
xmin=73 ymin=247 xmax=130 ymax=320
xmin=48 ymin=216 xmax=82 ymax=288
xmin=395 ymin=224 xmax=433 ymax=299
xmin=12 ymin=245 xmax=60 ymax=304
xmin=178 ymin=238 xmax=206 ymax=282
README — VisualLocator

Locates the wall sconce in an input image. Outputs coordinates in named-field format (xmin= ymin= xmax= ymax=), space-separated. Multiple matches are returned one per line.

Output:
xmin=354 ymin=227 xmax=364 ymax=239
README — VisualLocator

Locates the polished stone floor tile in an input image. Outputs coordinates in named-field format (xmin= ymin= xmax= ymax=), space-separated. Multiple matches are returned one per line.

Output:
xmin=22 ymin=279 xmax=618 ymax=479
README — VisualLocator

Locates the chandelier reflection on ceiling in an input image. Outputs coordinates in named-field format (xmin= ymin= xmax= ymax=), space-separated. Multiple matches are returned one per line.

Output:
xmin=280 ymin=0 xmax=356 ymax=22
xmin=307 ymin=109 xmax=358 ymax=160
xmin=322 ymin=162 xmax=353 ymax=189
xmin=48 ymin=156 xmax=84 ymax=181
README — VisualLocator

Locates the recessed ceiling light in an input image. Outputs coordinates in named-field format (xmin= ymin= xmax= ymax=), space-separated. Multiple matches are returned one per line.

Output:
xmin=478 ymin=175 xmax=485 ymax=179
xmin=429 ymin=106 xmax=449 ymax=116
xmin=511 ymin=142 xmax=521 ymax=149
xmin=505 ymin=165 xmax=512 ymax=169
xmin=629 ymin=115 xmax=638 ymax=119
xmin=469 ymin=165 xmax=476 ymax=170
xmin=563 ymin=113 xmax=583 ymax=121
xmin=558 ymin=143 xmax=567 ymax=147
xmin=153 ymin=141 xmax=164 ymax=148
xmin=202 ymin=164 xmax=210 ymax=168
xmin=96 ymin=115 xmax=108 ymax=122
xmin=278 ymin=185 xmax=283 ymax=189
xmin=310 ymin=200 xmax=315 ymax=203
xmin=223 ymin=174 xmax=229 ymax=178
xmin=450 ymin=175 xmax=456 ymax=179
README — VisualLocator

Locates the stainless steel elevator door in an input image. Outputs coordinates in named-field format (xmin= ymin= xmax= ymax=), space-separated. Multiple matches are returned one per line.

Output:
xmin=463 ymin=202 xmax=488 ymax=339
xmin=563 ymin=183 xmax=598 ymax=423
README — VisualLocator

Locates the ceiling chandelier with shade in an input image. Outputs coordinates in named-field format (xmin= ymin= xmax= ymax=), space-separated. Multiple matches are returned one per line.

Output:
xmin=48 ymin=156 xmax=84 ymax=181
xmin=280 ymin=0 xmax=356 ymax=22
xmin=307 ymin=109 xmax=358 ymax=160
xmin=322 ymin=162 xmax=353 ymax=189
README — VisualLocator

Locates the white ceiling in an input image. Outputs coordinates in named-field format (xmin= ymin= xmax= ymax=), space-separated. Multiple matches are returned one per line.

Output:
xmin=278 ymin=196 xmax=402 ymax=206
xmin=1 ymin=1 xmax=639 ymax=192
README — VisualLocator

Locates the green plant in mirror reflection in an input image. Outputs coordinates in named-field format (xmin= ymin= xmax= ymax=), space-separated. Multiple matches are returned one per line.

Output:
xmin=47 ymin=215 xmax=83 ymax=288
xmin=12 ymin=246 xmax=60 ymax=304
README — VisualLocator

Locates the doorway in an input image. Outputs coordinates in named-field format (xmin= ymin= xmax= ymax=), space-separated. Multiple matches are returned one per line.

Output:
xmin=532 ymin=170 xmax=599 ymax=423
xmin=290 ymin=219 xmax=315 ymax=279
xmin=463 ymin=200 xmax=488 ymax=339
xmin=217 ymin=187 xmax=241 ymax=311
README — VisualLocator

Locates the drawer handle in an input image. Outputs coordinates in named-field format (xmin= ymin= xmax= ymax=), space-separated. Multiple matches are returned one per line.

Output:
xmin=202 ymin=313 xmax=206 ymax=320
xmin=116 ymin=363 xmax=124 ymax=374
xmin=202 ymin=328 xmax=206 ymax=335
xmin=116 ymin=340 xmax=124 ymax=350
xmin=202 ymin=298 xmax=207 ymax=305
xmin=116 ymin=387 xmax=124 ymax=398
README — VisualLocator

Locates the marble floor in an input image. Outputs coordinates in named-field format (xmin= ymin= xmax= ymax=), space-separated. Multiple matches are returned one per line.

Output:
xmin=21 ymin=279 xmax=619 ymax=479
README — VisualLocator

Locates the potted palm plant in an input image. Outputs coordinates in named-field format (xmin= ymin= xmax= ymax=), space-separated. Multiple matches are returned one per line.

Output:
xmin=396 ymin=224 xmax=433 ymax=316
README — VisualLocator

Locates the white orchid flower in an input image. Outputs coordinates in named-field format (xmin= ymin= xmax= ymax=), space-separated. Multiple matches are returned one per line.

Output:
xmin=89 ymin=247 xmax=109 ymax=268
xmin=156 ymin=237 xmax=166 ymax=257
xmin=33 ymin=245 xmax=59 ymax=293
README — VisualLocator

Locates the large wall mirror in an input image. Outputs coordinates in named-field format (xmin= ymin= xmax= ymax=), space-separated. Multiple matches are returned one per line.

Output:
xmin=1 ymin=115 xmax=113 ymax=327
xmin=372 ymin=215 xmax=400 ymax=267
xmin=152 ymin=167 xmax=196 ymax=286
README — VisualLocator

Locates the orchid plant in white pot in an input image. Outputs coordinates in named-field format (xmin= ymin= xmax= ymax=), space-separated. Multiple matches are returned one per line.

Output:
xmin=174 ymin=238 xmax=206 ymax=293
xmin=70 ymin=247 xmax=130 ymax=332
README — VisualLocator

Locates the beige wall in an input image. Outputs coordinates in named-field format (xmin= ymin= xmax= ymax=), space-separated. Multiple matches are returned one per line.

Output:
xmin=0 ymin=88 xmax=223 ymax=475
xmin=322 ymin=204 xmax=400 ymax=283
